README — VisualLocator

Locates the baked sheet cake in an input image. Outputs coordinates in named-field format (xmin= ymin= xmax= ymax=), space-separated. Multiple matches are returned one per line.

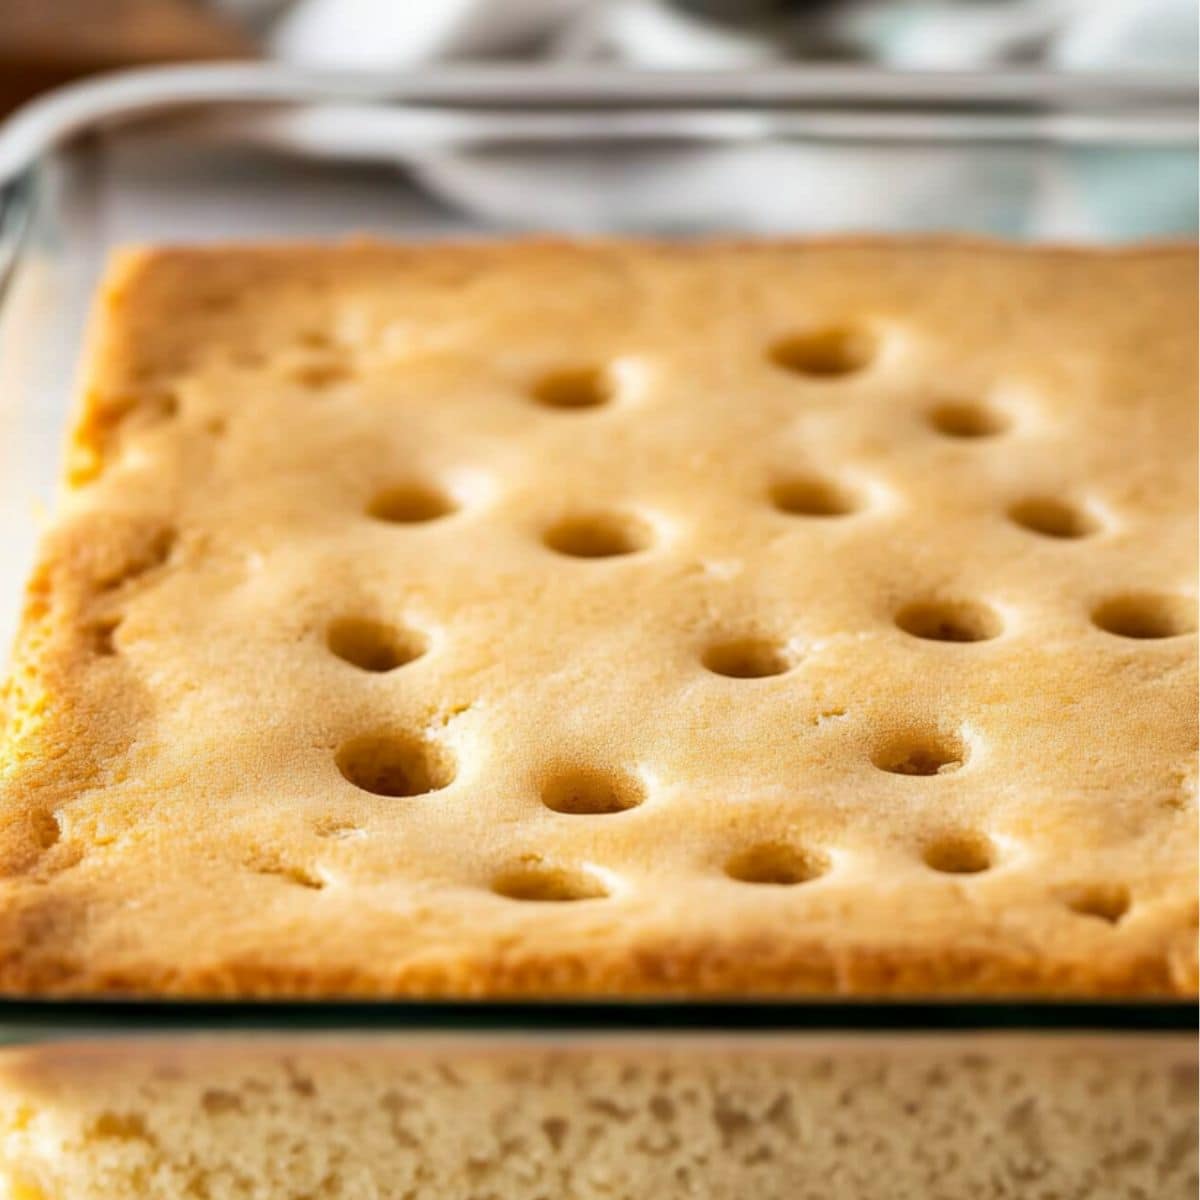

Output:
xmin=0 ymin=239 xmax=1195 ymax=996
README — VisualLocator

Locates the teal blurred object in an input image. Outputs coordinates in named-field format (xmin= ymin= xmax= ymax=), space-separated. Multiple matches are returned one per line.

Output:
xmin=1063 ymin=147 xmax=1198 ymax=239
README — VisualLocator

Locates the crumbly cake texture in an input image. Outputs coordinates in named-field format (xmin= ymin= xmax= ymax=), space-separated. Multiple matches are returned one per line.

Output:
xmin=0 ymin=239 xmax=1195 ymax=997
xmin=0 ymin=1035 xmax=1195 ymax=1200
xmin=0 ymin=1032 xmax=1195 ymax=1200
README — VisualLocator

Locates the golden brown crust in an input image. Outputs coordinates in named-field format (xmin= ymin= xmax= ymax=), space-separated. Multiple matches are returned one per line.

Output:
xmin=0 ymin=237 xmax=1196 ymax=998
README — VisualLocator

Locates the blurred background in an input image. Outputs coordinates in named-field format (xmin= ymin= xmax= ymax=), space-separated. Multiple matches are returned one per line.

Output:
xmin=2 ymin=0 xmax=1197 ymax=114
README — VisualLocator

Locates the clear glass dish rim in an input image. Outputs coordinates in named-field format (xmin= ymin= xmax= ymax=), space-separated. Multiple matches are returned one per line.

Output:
xmin=0 ymin=998 xmax=1192 ymax=1035
xmin=0 ymin=60 xmax=1197 ymax=187
xmin=0 ymin=63 xmax=1195 ymax=1034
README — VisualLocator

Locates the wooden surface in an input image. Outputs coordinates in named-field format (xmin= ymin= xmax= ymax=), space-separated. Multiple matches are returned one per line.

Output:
xmin=0 ymin=0 xmax=252 ymax=112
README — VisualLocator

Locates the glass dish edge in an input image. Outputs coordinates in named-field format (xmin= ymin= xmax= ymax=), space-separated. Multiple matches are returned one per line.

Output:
xmin=0 ymin=62 xmax=1195 ymax=1036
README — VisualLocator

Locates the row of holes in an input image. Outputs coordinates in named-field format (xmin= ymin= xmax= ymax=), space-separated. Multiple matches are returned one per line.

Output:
xmin=279 ymin=330 xmax=870 ymax=398
xmin=284 ymin=323 xmax=929 ymax=407
xmin=533 ymin=363 xmax=1013 ymax=442
xmin=96 ymin=514 xmax=1188 ymax=658
xmin=492 ymin=854 xmax=1132 ymax=923
xmin=295 ymin=821 xmax=1132 ymax=923
xmin=513 ymin=336 xmax=1000 ymax=430
xmin=332 ymin=729 xmax=971 ymax=804
xmin=362 ymin=484 xmax=1193 ymax=641
xmin=332 ymin=724 xmax=969 ymax=822
xmin=325 ymin=585 xmax=1197 ymax=699
xmin=369 ymin=484 xmax=1119 ymax=542
xmin=284 ymin=329 xmax=1015 ymax=439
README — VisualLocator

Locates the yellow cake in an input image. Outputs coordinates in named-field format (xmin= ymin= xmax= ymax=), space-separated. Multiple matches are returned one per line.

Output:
xmin=0 ymin=239 xmax=1195 ymax=997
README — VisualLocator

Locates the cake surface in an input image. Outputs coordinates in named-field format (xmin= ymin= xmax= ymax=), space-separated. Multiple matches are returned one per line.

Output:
xmin=0 ymin=238 xmax=1195 ymax=996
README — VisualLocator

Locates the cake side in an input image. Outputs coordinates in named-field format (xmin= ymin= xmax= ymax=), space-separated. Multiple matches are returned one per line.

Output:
xmin=0 ymin=248 xmax=172 ymax=883
xmin=0 ymin=239 xmax=1195 ymax=997
xmin=0 ymin=1035 xmax=1194 ymax=1199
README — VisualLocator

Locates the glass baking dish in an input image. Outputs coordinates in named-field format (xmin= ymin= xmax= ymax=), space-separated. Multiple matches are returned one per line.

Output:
xmin=0 ymin=63 xmax=1195 ymax=1198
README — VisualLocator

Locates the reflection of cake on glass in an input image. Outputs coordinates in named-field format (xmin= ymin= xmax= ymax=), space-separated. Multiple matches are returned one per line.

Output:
xmin=1 ymin=1033 xmax=1194 ymax=1198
